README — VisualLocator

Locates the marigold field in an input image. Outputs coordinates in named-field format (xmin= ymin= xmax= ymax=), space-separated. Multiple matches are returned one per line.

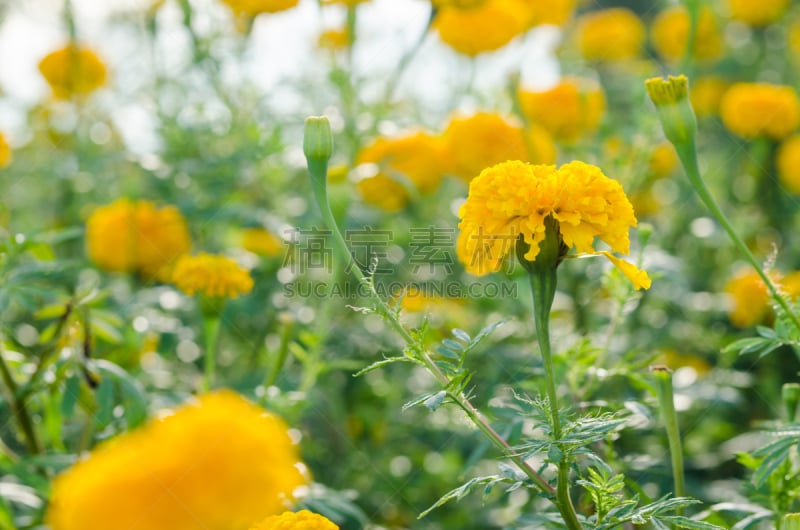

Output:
xmin=3 ymin=0 xmax=800 ymax=529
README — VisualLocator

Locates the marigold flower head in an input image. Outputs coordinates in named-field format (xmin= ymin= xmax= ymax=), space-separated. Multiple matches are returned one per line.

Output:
xmin=651 ymin=6 xmax=723 ymax=63
xmin=242 ymin=228 xmax=284 ymax=257
xmin=517 ymin=78 xmax=606 ymax=144
xmin=220 ymin=0 xmax=298 ymax=15
xmin=726 ymin=0 xmax=789 ymax=26
xmin=726 ymin=270 xmax=800 ymax=327
xmin=442 ymin=112 xmax=556 ymax=182
xmin=355 ymin=174 xmax=409 ymax=212
xmin=433 ymin=0 xmax=529 ymax=56
xmin=0 ymin=133 xmax=11 ymax=168
xmin=86 ymin=199 xmax=191 ymax=279
xmin=720 ymin=83 xmax=800 ymax=140
xmin=456 ymin=160 xmax=649 ymax=289
xmin=777 ymin=134 xmax=800 ymax=194
xmin=172 ymin=253 xmax=254 ymax=298
xmin=690 ymin=76 xmax=728 ymax=118
xmin=575 ymin=8 xmax=645 ymax=62
xmin=39 ymin=45 xmax=107 ymax=99
xmin=47 ymin=391 xmax=308 ymax=530
xmin=250 ymin=510 xmax=339 ymax=530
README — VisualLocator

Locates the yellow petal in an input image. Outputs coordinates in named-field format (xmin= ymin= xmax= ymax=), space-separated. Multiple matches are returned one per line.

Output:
xmin=598 ymin=251 xmax=652 ymax=290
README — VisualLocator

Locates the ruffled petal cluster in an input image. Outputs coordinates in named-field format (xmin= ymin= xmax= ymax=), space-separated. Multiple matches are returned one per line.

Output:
xmin=720 ymin=83 xmax=800 ymax=140
xmin=47 ymin=391 xmax=308 ymax=530
xmin=457 ymin=160 xmax=648 ymax=288
xmin=38 ymin=45 xmax=107 ymax=99
xmin=86 ymin=199 xmax=191 ymax=279
xmin=172 ymin=253 xmax=254 ymax=298
xmin=250 ymin=510 xmax=339 ymax=530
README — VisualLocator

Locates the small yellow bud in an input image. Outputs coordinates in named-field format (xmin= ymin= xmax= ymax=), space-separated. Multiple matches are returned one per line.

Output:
xmin=645 ymin=75 xmax=697 ymax=147
xmin=303 ymin=116 xmax=333 ymax=163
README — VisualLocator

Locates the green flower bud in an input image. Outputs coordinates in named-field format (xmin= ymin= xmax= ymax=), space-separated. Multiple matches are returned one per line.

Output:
xmin=645 ymin=75 xmax=697 ymax=147
xmin=303 ymin=116 xmax=333 ymax=163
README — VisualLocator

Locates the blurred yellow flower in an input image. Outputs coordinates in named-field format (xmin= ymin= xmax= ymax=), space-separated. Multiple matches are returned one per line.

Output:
xmin=720 ymin=83 xmax=800 ymax=140
xmin=172 ymin=253 xmax=254 ymax=298
xmin=517 ymin=78 xmax=606 ymax=144
xmin=241 ymin=228 xmax=284 ymax=257
xmin=456 ymin=160 xmax=649 ymax=289
xmin=354 ymin=132 xmax=446 ymax=210
xmin=318 ymin=28 xmax=350 ymax=50
xmin=776 ymin=134 xmax=800 ymax=194
xmin=576 ymin=8 xmax=645 ymax=62
xmin=0 ymin=133 xmax=11 ymax=168
xmin=726 ymin=0 xmax=789 ymax=27
xmin=690 ymin=76 xmax=728 ymax=118
xmin=219 ymin=0 xmax=298 ymax=15
xmin=525 ymin=0 xmax=575 ymax=27
xmin=39 ymin=45 xmax=107 ymax=99
xmin=47 ymin=391 xmax=308 ymax=530
xmin=651 ymin=6 xmax=722 ymax=63
xmin=86 ymin=199 xmax=191 ymax=279
xmin=431 ymin=0 xmax=487 ymax=7
xmin=251 ymin=510 xmax=339 ymax=530
xmin=433 ymin=0 xmax=529 ymax=56
xmin=442 ymin=112 xmax=556 ymax=182
xmin=648 ymin=143 xmax=678 ymax=178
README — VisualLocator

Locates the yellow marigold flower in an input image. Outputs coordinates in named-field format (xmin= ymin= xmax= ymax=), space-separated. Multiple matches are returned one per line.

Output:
xmin=525 ymin=0 xmax=575 ymax=27
xmin=86 ymin=199 xmax=191 ymax=278
xmin=38 ymin=45 xmax=107 ymax=99
xmin=442 ymin=112 xmax=556 ymax=182
xmin=776 ymin=134 xmax=800 ymax=194
xmin=0 ymin=133 xmax=11 ymax=168
xmin=725 ymin=270 xmax=800 ymax=327
xmin=517 ymin=78 xmax=606 ymax=144
xmin=318 ymin=28 xmax=350 ymax=50
xmin=720 ymin=83 xmax=800 ymax=140
xmin=690 ymin=76 xmax=728 ymax=118
xmin=726 ymin=0 xmax=789 ymax=27
xmin=251 ymin=510 xmax=339 ymax=530
xmin=432 ymin=0 xmax=487 ymax=7
xmin=575 ymin=8 xmax=645 ymax=62
xmin=354 ymin=132 xmax=445 ymax=210
xmin=648 ymin=143 xmax=678 ymax=178
xmin=172 ymin=253 xmax=254 ymax=298
xmin=242 ymin=228 xmax=284 ymax=257
xmin=219 ymin=0 xmax=298 ymax=15
xmin=456 ymin=160 xmax=650 ymax=289
xmin=651 ymin=6 xmax=723 ymax=63
xmin=433 ymin=0 xmax=529 ymax=56
xmin=47 ymin=391 xmax=308 ymax=530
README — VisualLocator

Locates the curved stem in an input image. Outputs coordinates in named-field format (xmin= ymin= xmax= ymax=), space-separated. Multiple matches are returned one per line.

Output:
xmin=674 ymin=142 xmax=800 ymax=333
xmin=653 ymin=367 xmax=686 ymax=512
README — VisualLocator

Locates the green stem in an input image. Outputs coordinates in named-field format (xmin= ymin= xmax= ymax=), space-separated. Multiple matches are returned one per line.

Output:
xmin=0 ymin=345 xmax=42 ymax=455
xmin=307 ymin=157 xmax=557 ymax=498
xmin=674 ymin=141 xmax=800 ymax=333
xmin=264 ymin=315 xmax=294 ymax=389
xmin=202 ymin=316 xmax=221 ymax=392
xmin=652 ymin=367 xmax=686 ymax=510
xmin=528 ymin=270 xmax=583 ymax=530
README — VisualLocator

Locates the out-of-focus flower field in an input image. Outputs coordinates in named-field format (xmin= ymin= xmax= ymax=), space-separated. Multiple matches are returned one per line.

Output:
xmin=2 ymin=0 xmax=800 ymax=528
